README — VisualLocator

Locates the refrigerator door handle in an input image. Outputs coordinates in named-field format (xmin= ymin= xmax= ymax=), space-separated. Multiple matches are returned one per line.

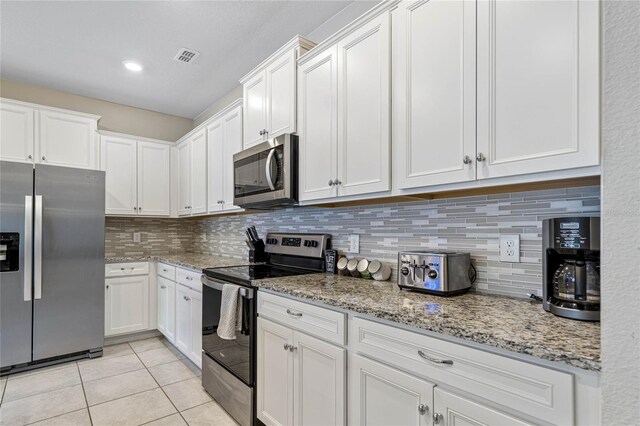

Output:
xmin=24 ymin=195 xmax=33 ymax=301
xmin=34 ymin=195 xmax=43 ymax=300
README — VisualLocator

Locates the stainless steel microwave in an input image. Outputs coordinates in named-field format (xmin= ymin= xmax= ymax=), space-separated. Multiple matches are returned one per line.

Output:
xmin=232 ymin=134 xmax=298 ymax=209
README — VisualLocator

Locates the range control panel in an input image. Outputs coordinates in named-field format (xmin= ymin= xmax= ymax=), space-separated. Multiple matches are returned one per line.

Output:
xmin=264 ymin=233 xmax=330 ymax=259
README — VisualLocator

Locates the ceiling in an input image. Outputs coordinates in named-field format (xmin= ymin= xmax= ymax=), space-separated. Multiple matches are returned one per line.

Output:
xmin=0 ymin=1 xmax=370 ymax=118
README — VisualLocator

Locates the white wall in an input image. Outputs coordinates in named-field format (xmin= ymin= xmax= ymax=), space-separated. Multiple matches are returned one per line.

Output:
xmin=601 ymin=0 xmax=640 ymax=423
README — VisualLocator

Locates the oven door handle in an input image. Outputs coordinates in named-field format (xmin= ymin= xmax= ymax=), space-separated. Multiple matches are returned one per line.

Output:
xmin=265 ymin=148 xmax=277 ymax=191
xmin=201 ymin=275 xmax=254 ymax=299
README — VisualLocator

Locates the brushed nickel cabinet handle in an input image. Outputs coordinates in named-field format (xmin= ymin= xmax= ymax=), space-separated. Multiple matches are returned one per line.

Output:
xmin=418 ymin=350 xmax=453 ymax=365
xmin=286 ymin=309 xmax=302 ymax=317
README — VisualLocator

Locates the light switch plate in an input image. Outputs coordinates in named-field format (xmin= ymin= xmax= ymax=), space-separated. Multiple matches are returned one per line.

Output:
xmin=499 ymin=234 xmax=520 ymax=262
xmin=133 ymin=232 xmax=141 ymax=243
xmin=348 ymin=235 xmax=360 ymax=254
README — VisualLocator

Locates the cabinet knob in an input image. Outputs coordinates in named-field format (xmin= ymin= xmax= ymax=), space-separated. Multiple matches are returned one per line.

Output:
xmin=328 ymin=180 xmax=334 ymax=187
xmin=106 ymin=285 xmax=109 ymax=289
xmin=289 ymin=345 xmax=297 ymax=352
xmin=27 ymin=155 xmax=32 ymax=160
xmin=160 ymin=285 xmax=166 ymax=289
xmin=120 ymin=267 xmax=125 ymax=271
xmin=418 ymin=404 xmax=429 ymax=415
xmin=476 ymin=152 xmax=486 ymax=162
xmin=284 ymin=343 xmax=290 ymax=351
xmin=463 ymin=155 xmax=472 ymax=165
xmin=41 ymin=156 xmax=46 ymax=161
xmin=433 ymin=413 xmax=443 ymax=424
xmin=333 ymin=179 xmax=341 ymax=186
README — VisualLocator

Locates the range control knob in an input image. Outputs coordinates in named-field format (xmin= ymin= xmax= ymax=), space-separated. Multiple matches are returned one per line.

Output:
xmin=311 ymin=240 xmax=318 ymax=248
xmin=401 ymin=267 xmax=410 ymax=276
xmin=427 ymin=270 xmax=438 ymax=279
xmin=267 ymin=238 xmax=278 ymax=245
xmin=303 ymin=240 xmax=310 ymax=247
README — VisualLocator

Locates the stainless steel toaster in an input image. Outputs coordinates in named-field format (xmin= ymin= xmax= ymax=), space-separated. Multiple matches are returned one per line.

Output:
xmin=397 ymin=251 xmax=475 ymax=296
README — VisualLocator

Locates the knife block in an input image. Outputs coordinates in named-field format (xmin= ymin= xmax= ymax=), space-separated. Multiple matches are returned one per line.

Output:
xmin=249 ymin=239 xmax=268 ymax=263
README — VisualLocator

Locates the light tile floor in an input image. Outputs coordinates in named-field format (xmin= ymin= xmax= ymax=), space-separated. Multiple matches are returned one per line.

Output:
xmin=0 ymin=337 xmax=238 ymax=426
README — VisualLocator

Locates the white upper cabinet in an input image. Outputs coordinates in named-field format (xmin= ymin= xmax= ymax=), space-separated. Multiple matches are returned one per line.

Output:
xmin=0 ymin=101 xmax=35 ymax=163
xmin=393 ymin=0 xmax=476 ymax=189
xmin=0 ymin=98 xmax=100 ymax=170
xmin=476 ymin=0 xmax=600 ymax=179
xmin=298 ymin=47 xmax=339 ymax=202
xmin=298 ymin=12 xmax=391 ymax=202
xmin=241 ymin=36 xmax=316 ymax=149
xmin=207 ymin=101 xmax=243 ymax=213
xmin=102 ymin=134 xmax=170 ymax=216
xmin=336 ymin=12 xmax=391 ymax=197
xmin=102 ymin=135 xmax=137 ymax=215
xmin=177 ymin=140 xmax=191 ymax=216
xmin=243 ymin=72 xmax=267 ymax=149
xmin=190 ymin=129 xmax=208 ymax=215
xmin=137 ymin=141 xmax=170 ymax=216
xmin=38 ymin=109 xmax=99 ymax=169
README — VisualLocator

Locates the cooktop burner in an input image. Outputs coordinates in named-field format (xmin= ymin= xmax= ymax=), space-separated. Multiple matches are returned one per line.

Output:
xmin=203 ymin=264 xmax=315 ymax=286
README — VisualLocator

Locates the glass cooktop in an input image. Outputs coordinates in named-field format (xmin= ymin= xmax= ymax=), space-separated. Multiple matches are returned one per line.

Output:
xmin=202 ymin=264 xmax=313 ymax=286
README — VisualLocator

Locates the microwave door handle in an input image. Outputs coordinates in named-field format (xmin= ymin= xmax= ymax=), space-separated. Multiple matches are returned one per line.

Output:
xmin=265 ymin=148 xmax=276 ymax=191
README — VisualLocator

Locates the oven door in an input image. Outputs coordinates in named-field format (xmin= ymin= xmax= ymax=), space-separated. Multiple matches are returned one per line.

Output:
xmin=201 ymin=275 xmax=255 ymax=386
xmin=233 ymin=134 xmax=298 ymax=208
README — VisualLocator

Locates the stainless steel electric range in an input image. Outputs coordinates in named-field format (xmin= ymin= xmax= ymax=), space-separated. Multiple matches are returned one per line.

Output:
xmin=200 ymin=232 xmax=331 ymax=426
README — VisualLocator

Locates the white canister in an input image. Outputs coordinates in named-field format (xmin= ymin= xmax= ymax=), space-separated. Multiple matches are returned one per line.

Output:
xmin=369 ymin=260 xmax=391 ymax=281
xmin=346 ymin=258 xmax=360 ymax=277
xmin=357 ymin=259 xmax=371 ymax=279
xmin=336 ymin=256 xmax=349 ymax=275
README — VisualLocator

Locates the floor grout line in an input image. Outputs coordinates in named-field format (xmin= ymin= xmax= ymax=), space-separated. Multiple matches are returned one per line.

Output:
xmin=0 ymin=375 xmax=7 ymax=406
xmin=76 ymin=361 xmax=94 ymax=426
xmin=23 ymin=407 xmax=88 ymax=426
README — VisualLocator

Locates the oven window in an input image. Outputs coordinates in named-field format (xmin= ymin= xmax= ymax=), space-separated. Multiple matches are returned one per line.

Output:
xmin=234 ymin=145 xmax=284 ymax=198
xmin=202 ymin=283 xmax=254 ymax=386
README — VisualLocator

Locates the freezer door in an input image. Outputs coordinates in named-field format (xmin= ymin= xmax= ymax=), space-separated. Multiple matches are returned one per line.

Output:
xmin=0 ymin=161 xmax=34 ymax=368
xmin=32 ymin=164 xmax=105 ymax=361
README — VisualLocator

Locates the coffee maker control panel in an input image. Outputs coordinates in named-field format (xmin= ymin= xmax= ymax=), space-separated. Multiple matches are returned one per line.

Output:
xmin=554 ymin=217 xmax=593 ymax=249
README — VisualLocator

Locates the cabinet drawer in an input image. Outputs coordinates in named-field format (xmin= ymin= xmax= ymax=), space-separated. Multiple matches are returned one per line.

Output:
xmin=351 ymin=317 xmax=573 ymax=425
xmin=258 ymin=292 xmax=346 ymax=346
xmin=157 ymin=262 xmax=176 ymax=281
xmin=176 ymin=267 xmax=202 ymax=292
xmin=105 ymin=262 xmax=149 ymax=277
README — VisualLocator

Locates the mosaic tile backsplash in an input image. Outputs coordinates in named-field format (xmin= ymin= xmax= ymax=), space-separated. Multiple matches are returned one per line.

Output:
xmin=106 ymin=185 xmax=600 ymax=298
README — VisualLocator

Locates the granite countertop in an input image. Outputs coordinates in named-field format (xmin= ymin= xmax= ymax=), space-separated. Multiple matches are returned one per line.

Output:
xmin=105 ymin=253 xmax=251 ymax=271
xmin=252 ymin=273 xmax=601 ymax=371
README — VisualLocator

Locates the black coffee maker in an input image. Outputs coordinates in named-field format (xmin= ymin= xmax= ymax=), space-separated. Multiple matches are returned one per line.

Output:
xmin=542 ymin=216 xmax=600 ymax=321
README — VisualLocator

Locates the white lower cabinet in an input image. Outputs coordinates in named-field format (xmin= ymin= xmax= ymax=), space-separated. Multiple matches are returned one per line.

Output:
xmin=349 ymin=354 xmax=434 ymax=426
xmin=157 ymin=276 xmax=176 ymax=344
xmin=257 ymin=316 xmax=346 ymax=426
xmin=175 ymin=282 xmax=202 ymax=368
xmin=433 ymin=388 xmax=532 ymax=426
xmin=105 ymin=274 xmax=149 ymax=336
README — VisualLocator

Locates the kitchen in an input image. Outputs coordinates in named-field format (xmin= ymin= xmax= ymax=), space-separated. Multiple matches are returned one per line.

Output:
xmin=0 ymin=1 xmax=637 ymax=426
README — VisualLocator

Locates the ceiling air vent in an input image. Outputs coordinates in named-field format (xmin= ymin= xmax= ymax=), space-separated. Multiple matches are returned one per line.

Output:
xmin=173 ymin=48 xmax=200 ymax=64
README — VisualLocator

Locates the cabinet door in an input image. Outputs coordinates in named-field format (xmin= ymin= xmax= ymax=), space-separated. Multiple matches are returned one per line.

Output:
xmin=189 ymin=289 xmax=202 ymax=368
xmin=138 ymin=141 xmax=170 ymax=216
xmin=393 ymin=0 xmax=476 ymax=189
xmin=38 ymin=110 xmax=98 ymax=169
xmin=349 ymin=354 xmax=434 ymax=426
xmin=293 ymin=331 xmax=346 ymax=426
xmin=157 ymin=276 xmax=175 ymax=343
xmin=266 ymin=49 xmax=297 ymax=139
xmin=243 ymin=71 xmax=267 ymax=148
xmin=433 ymin=388 xmax=532 ymax=426
xmin=105 ymin=275 xmax=149 ymax=336
xmin=257 ymin=317 xmax=294 ymax=426
xmin=190 ymin=130 xmax=208 ymax=215
xmin=177 ymin=141 xmax=191 ymax=216
xmin=0 ymin=101 xmax=35 ymax=163
xmin=298 ymin=47 xmax=339 ymax=202
xmin=337 ymin=13 xmax=391 ymax=197
xmin=476 ymin=0 xmax=599 ymax=179
xmin=222 ymin=105 xmax=243 ymax=211
xmin=207 ymin=119 xmax=224 ymax=212
xmin=175 ymin=284 xmax=192 ymax=354
xmin=101 ymin=136 xmax=137 ymax=215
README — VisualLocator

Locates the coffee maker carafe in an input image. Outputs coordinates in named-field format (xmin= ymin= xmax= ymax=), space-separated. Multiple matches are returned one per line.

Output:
xmin=542 ymin=217 xmax=600 ymax=321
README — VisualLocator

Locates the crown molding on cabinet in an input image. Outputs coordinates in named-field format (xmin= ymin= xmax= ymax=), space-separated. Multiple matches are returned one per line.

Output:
xmin=239 ymin=35 xmax=317 ymax=84
xmin=298 ymin=0 xmax=401 ymax=66
xmin=176 ymin=98 xmax=243 ymax=144
xmin=98 ymin=130 xmax=173 ymax=145
xmin=0 ymin=96 xmax=102 ymax=121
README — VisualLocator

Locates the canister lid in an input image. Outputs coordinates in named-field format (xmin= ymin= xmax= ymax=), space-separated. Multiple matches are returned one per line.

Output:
xmin=346 ymin=258 xmax=359 ymax=271
xmin=357 ymin=259 xmax=370 ymax=273
xmin=337 ymin=257 xmax=349 ymax=270
xmin=368 ymin=260 xmax=382 ymax=274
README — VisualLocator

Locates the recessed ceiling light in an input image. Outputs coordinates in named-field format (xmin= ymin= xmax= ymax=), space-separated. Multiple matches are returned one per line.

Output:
xmin=122 ymin=60 xmax=143 ymax=72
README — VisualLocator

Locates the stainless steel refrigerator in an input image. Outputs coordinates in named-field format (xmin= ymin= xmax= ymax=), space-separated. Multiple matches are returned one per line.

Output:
xmin=0 ymin=161 xmax=105 ymax=373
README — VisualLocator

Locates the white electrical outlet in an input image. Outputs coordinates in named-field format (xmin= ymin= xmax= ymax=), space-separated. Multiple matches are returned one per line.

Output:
xmin=348 ymin=235 xmax=360 ymax=254
xmin=133 ymin=232 xmax=141 ymax=243
xmin=499 ymin=234 xmax=520 ymax=262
